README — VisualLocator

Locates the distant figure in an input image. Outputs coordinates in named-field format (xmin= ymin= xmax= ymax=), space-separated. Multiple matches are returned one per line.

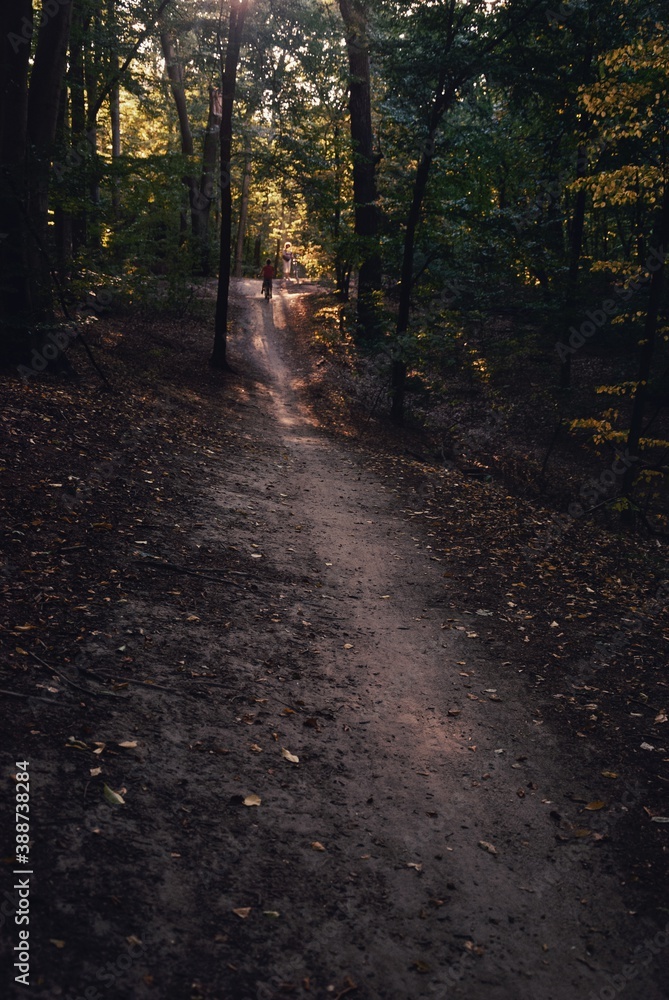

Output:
xmin=281 ymin=242 xmax=293 ymax=282
xmin=261 ymin=259 xmax=274 ymax=299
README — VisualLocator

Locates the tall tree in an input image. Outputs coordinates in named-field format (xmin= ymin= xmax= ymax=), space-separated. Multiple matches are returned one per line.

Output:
xmin=211 ymin=0 xmax=251 ymax=370
xmin=382 ymin=0 xmax=544 ymax=424
xmin=0 ymin=0 xmax=73 ymax=359
xmin=160 ymin=25 xmax=199 ymax=233
xmin=0 ymin=0 xmax=33 ymax=356
xmin=339 ymin=0 xmax=381 ymax=339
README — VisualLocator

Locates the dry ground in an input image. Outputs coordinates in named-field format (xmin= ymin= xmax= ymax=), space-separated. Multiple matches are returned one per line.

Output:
xmin=0 ymin=279 xmax=667 ymax=1000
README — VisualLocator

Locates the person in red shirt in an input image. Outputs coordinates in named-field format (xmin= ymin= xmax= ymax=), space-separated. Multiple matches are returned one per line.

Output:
xmin=261 ymin=259 xmax=274 ymax=299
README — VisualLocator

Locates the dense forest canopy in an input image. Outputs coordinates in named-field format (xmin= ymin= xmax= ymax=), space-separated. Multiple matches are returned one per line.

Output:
xmin=1 ymin=0 xmax=669 ymax=520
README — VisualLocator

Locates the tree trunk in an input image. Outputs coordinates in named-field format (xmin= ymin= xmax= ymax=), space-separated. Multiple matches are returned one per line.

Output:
xmin=211 ymin=0 xmax=250 ymax=370
xmin=160 ymin=28 xmax=198 ymax=235
xmin=194 ymin=86 xmax=222 ymax=273
xmin=559 ymin=146 xmax=587 ymax=388
xmin=622 ymin=183 xmax=669 ymax=498
xmin=338 ymin=0 xmax=381 ymax=342
xmin=53 ymin=87 xmax=73 ymax=276
xmin=109 ymin=0 xmax=122 ymax=220
xmin=391 ymin=128 xmax=438 ymax=425
xmin=110 ymin=75 xmax=121 ymax=218
xmin=0 ymin=0 xmax=33 ymax=358
xmin=24 ymin=0 xmax=74 ymax=323
xmin=69 ymin=4 xmax=89 ymax=251
xmin=234 ymin=144 xmax=252 ymax=278
xmin=84 ymin=14 xmax=102 ymax=246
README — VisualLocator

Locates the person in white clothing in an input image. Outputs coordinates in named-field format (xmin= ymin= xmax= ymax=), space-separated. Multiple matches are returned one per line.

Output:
xmin=281 ymin=243 xmax=293 ymax=282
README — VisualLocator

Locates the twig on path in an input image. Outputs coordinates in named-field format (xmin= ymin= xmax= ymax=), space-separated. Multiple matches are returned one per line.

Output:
xmin=334 ymin=984 xmax=358 ymax=1000
xmin=133 ymin=556 xmax=244 ymax=587
xmin=77 ymin=665 xmax=178 ymax=694
xmin=575 ymin=956 xmax=602 ymax=974
xmin=29 ymin=651 xmax=125 ymax=699
xmin=0 ymin=687 xmax=57 ymax=705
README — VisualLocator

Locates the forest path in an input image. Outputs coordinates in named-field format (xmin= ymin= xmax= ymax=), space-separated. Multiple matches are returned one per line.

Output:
xmin=13 ymin=281 xmax=663 ymax=1000
xmin=208 ymin=279 xmax=661 ymax=999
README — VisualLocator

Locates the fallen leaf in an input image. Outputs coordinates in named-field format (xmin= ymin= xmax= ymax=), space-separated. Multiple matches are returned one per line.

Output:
xmin=310 ymin=841 xmax=326 ymax=851
xmin=66 ymin=738 xmax=89 ymax=750
xmin=103 ymin=784 xmax=125 ymax=806
xmin=281 ymin=748 xmax=299 ymax=763
xmin=186 ymin=615 xmax=200 ymax=622
xmin=343 ymin=643 xmax=353 ymax=649
xmin=650 ymin=816 xmax=669 ymax=823
xmin=243 ymin=793 xmax=261 ymax=807
xmin=49 ymin=939 xmax=66 ymax=949
xmin=118 ymin=740 xmax=137 ymax=748
xmin=584 ymin=801 xmax=606 ymax=811
xmin=412 ymin=960 xmax=431 ymax=973
xmin=263 ymin=910 xmax=280 ymax=918
xmin=640 ymin=742 xmax=655 ymax=751
xmin=601 ymin=771 xmax=618 ymax=779
xmin=464 ymin=940 xmax=485 ymax=955
xmin=249 ymin=743 xmax=263 ymax=753
xmin=655 ymin=710 xmax=668 ymax=724
xmin=232 ymin=907 xmax=252 ymax=919
xmin=90 ymin=767 xmax=102 ymax=777
xmin=406 ymin=862 xmax=423 ymax=871
xmin=479 ymin=841 xmax=497 ymax=855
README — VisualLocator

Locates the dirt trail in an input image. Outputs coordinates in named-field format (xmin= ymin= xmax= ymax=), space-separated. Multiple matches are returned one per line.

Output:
xmin=211 ymin=281 xmax=664 ymax=999
xmin=5 ymin=281 xmax=665 ymax=1000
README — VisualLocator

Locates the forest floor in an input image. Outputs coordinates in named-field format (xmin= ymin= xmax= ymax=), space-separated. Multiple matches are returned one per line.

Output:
xmin=0 ymin=279 xmax=668 ymax=1000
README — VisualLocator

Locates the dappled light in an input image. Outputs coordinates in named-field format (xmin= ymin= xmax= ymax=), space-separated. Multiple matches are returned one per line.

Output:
xmin=1 ymin=0 xmax=669 ymax=997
